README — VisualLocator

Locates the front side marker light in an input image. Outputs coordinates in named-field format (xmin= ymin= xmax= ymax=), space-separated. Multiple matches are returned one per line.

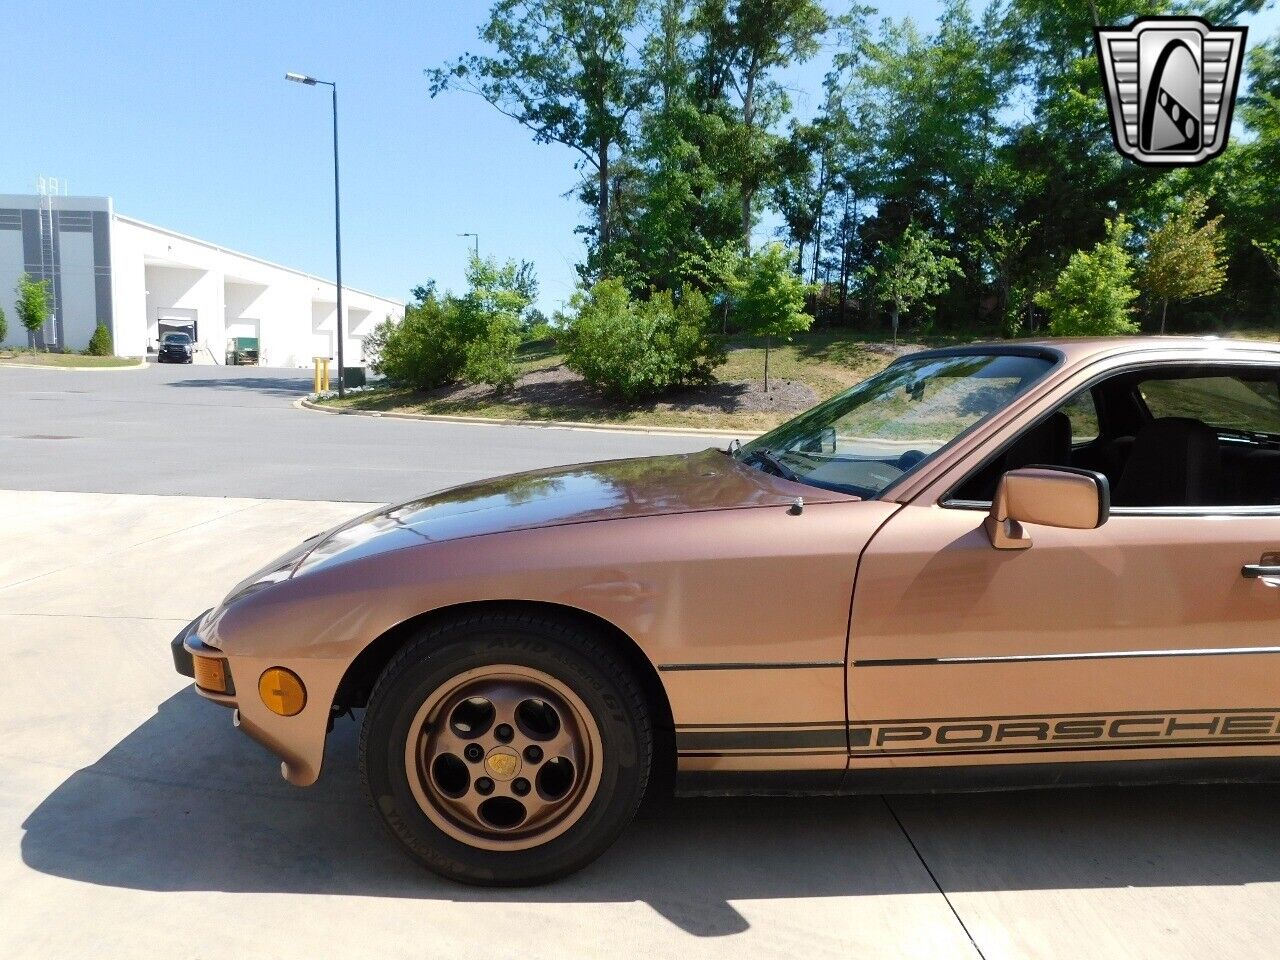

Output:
xmin=193 ymin=655 xmax=231 ymax=695
xmin=259 ymin=667 xmax=307 ymax=717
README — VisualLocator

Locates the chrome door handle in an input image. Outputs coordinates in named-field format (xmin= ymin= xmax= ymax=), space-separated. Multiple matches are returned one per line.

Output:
xmin=1242 ymin=564 xmax=1280 ymax=579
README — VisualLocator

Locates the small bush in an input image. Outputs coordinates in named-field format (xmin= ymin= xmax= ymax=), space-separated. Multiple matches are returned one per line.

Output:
xmin=364 ymin=255 xmax=538 ymax=393
xmin=563 ymin=279 xmax=724 ymax=400
xmin=363 ymin=291 xmax=467 ymax=390
xmin=86 ymin=322 xmax=113 ymax=356
xmin=462 ymin=312 xmax=523 ymax=391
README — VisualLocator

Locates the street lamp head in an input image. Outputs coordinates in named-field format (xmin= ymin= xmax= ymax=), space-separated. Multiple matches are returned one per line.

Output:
xmin=285 ymin=72 xmax=318 ymax=85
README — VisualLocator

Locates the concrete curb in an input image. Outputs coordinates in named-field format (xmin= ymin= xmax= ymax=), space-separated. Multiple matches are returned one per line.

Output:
xmin=296 ymin=396 xmax=755 ymax=440
xmin=0 ymin=357 xmax=147 ymax=371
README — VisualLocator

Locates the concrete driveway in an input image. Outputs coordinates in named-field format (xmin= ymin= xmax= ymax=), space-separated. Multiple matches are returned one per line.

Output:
xmin=0 ymin=363 xmax=712 ymax=502
xmin=6 ymin=488 xmax=1280 ymax=960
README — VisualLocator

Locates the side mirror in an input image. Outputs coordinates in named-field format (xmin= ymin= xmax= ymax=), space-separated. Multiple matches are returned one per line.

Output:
xmin=984 ymin=466 xmax=1110 ymax=550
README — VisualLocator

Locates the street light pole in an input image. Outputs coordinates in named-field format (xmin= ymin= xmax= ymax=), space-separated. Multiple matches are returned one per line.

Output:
xmin=286 ymin=71 xmax=345 ymax=398
xmin=458 ymin=232 xmax=479 ymax=257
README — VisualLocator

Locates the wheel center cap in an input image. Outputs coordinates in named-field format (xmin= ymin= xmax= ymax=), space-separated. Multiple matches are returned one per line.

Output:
xmin=485 ymin=747 xmax=520 ymax=781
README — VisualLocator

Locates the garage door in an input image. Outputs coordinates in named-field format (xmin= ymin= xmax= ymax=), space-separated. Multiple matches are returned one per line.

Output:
xmin=225 ymin=318 xmax=260 ymax=342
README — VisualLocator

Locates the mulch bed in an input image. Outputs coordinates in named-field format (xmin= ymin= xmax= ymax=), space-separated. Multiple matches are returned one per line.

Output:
xmin=416 ymin=363 xmax=819 ymax=417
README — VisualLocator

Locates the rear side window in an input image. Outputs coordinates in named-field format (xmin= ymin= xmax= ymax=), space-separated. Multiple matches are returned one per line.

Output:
xmin=1139 ymin=376 xmax=1280 ymax=434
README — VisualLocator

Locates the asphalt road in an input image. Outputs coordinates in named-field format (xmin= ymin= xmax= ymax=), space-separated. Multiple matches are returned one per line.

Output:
xmin=0 ymin=363 xmax=715 ymax=502
xmin=6 ymin=489 xmax=1280 ymax=960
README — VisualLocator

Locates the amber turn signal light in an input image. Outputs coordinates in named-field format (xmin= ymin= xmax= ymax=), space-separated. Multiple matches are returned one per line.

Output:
xmin=192 ymin=655 xmax=230 ymax=695
xmin=259 ymin=667 xmax=307 ymax=716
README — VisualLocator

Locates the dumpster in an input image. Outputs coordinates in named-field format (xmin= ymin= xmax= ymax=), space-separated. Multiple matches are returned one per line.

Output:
xmin=225 ymin=337 xmax=260 ymax=365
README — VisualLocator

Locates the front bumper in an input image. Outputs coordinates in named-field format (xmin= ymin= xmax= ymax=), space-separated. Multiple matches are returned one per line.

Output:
xmin=170 ymin=607 xmax=340 ymax=787
xmin=171 ymin=609 xmax=236 ymax=702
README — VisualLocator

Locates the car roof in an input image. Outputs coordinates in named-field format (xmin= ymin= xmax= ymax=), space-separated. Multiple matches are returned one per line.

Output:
xmin=905 ymin=336 xmax=1280 ymax=366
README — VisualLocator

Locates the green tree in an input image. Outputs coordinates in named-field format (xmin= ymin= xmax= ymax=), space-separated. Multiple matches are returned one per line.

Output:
xmin=456 ymin=253 xmax=538 ymax=391
xmin=1035 ymin=216 xmax=1140 ymax=337
xmin=428 ymin=0 xmax=650 ymax=273
xmin=696 ymin=0 xmax=829 ymax=250
xmin=0 ymin=302 xmax=7 ymax=344
xmin=727 ymin=241 xmax=812 ymax=389
xmin=1142 ymin=191 xmax=1228 ymax=334
xmin=872 ymin=224 xmax=961 ymax=344
xmin=15 ymin=273 xmax=51 ymax=350
xmin=1254 ymin=239 xmax=1280 ymax=282
xmin=86 ymin=322 xmax=113 ymax=357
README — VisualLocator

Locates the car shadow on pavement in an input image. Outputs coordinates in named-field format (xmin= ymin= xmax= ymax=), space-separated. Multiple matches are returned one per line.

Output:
xmin=165 ymin=375 xmax=313 ymax=399
xmin=22 ymin=689 xmax=1280 ymax=938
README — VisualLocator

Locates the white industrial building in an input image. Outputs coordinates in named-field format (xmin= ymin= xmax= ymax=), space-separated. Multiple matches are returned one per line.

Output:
xmin=0 ymin=193 xmax=403 ymax=366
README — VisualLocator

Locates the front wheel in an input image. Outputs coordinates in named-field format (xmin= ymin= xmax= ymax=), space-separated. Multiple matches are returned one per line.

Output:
xmin=360 ymin=612 xmax=652 ymax=885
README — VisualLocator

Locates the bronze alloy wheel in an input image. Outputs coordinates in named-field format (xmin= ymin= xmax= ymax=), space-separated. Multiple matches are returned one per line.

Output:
xmin=404 ymin=664 xmax=605 ymax=851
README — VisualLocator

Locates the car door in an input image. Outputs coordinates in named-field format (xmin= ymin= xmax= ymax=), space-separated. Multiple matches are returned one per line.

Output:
xmin=846 ymin=359 xmax=1280 ymax=771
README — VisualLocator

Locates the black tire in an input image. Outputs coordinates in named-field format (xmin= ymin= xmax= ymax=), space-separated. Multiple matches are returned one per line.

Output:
xmin=360 ymin=611 xmax=652 ymax=885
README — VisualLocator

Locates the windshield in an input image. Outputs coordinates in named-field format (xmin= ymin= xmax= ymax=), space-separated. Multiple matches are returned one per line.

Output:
xmin=737 ymin=351 xmax=1055 ymax=498
xmin=162 ymin=333 xmax=191 ymax=344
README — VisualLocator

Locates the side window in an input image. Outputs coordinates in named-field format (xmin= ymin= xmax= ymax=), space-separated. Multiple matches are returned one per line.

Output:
xmin=1059 ymin=390 xmax=1099 ymax=445
xmin=1138 ymin=376 xmax=1280 ymax=434
xmin=1119 ymin=371 xmax=1280 ymax=509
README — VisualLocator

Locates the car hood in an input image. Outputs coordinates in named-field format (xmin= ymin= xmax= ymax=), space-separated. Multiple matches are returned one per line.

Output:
xmin=291 ymin=447 xmax=855 ymax=576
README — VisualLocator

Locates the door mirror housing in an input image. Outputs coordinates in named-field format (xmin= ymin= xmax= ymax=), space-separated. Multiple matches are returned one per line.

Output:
xmin=984 ymin=466 xmax=1110 ymax=550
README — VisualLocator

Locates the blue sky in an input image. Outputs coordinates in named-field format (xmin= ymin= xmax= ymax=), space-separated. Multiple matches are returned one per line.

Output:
xmin=3 ymin=1 xmax=1274 ymax=313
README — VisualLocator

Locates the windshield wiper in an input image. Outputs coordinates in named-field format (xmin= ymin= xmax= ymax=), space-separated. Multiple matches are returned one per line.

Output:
xmin=743 ymin=447 xmax=801 ymax=483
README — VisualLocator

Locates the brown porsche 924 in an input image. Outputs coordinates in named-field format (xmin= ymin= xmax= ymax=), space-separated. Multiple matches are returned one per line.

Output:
xmin=173 ymin=337 xmax=1280 ymax=884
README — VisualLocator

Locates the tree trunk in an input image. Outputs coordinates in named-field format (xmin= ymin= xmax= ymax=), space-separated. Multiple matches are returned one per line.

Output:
xmin=597 ymin=137 xmax=611 ymax=269
xmin=1160 ymin=299 xmax=1168 ymax=335
xmin=811 ymin=154 xmax=827 ymax=285
xmin=763 ymin=334 xmax=771 ymax=393
xmin=741 ymin=65 xmax=757 ymax=253
xmin=891 ymin=307 xmax=900 ymax=346
xmin=838 ymin=191 xmax=851 ymax=321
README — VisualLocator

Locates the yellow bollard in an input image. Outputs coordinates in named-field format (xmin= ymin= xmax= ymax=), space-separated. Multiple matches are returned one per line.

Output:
xmin=313 ymin=356 xmax=331 ymax=393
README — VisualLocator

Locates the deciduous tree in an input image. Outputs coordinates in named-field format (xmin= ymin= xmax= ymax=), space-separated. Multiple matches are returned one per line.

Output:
xmin=1142 ymin=191 xmax=1228 ymax=334
xmin=872 ymin=224 xmax=961 ymax=344
xmin=15 ymin=273 xmax=51 ymax=350
xmin=428 ymin=0 xmax=650 ymax=273
xmin=1035 ymin=216 xmax=1139 ymax=337
xmin=727 ymin=241 xmax=813 ymax=389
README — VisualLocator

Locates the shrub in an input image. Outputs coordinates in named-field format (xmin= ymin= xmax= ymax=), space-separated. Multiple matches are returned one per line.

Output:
xmin=86 ymin=322 xmax=113 ymax=356
xmin=364 ymin=290 xmax=467 ymax=390
xmin=1036 ymin=216 xmax=1139 ymax=337
xmin=363 ymin=256 xmax=539 ymax=393
xmin=563 ymin=279 xmax=724 ymax=400
xmin=0 ymin=303 xmax=6 ymax=343
xmin=462 ymin=312 xmax=523 ymax=391
xmin=454 ymin=255 xmax=537 ymax=392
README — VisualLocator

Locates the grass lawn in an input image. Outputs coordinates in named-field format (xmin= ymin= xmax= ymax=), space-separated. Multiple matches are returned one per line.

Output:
xmin=0 ymin=351 xmax=141 ymax=368
xmin=316 ymin=328 xmax=1280 ymax=433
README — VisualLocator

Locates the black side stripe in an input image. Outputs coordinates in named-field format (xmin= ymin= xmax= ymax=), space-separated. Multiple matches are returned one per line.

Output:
xmin=681 ymin=750 xmax=848 ymax=758
xmin=659 ymin=660 xmax=843 ymax=672
xmin=849 ymin=736 xmax=1280 ymax=759
xmin=854 ymin=646 xmax=1280 ymax=667
xmin=677 ymin=728 xmax=847 ymax=751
